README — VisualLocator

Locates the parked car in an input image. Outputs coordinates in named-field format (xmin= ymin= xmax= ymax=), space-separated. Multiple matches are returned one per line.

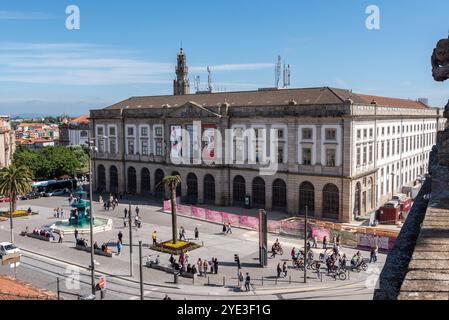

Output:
xmin=0 ymin=196 xmax=12 ymax=203
xmin=0 ymin=242 xmax=20 ymax=257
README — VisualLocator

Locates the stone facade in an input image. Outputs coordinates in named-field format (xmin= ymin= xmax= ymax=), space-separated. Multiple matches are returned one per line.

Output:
xmin=90 ymin=87 xmax=441 ymax=223
xmin=0 ymin=116 xmax=15 ymax=169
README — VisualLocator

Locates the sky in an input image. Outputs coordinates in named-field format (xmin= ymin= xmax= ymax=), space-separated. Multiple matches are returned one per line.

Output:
xmin=0 ymin=0 xmax=449 ymax=116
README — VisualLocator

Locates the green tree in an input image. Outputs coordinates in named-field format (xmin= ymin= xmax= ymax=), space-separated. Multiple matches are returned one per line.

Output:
xmin=162 ymin=175 xmax=181 ymax=244
xmin=0 ymin=165 xmax=33 ymax=243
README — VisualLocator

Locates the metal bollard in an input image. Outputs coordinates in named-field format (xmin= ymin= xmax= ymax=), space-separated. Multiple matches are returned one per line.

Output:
xmin=289 ymin=275 xmax=291 ymax=284
xmin=275 ymin=277 xmax=278 ymax=285
xmin=348 ymin=269 xmax=350 ymax=280
xmin=223 ymin=276 xmax=226 ymax=287
xmin=193 ymin=276 xmax=195 ymax=285
xmin=262 ymin=277 xmax=264 ymax=286
xmin=320 ymin=271 xmax=323 ymax=282
xmin=208 ymin=277 xmax=210 ymax=286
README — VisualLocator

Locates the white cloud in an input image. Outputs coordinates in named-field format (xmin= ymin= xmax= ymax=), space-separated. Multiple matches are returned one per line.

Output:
xmin=0 ymin=11 xmax=56 ymax=20
xmin=0 ymin=42 xmax=273 ymax=86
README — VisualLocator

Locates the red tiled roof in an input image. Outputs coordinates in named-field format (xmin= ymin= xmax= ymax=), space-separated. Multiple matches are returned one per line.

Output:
xmin=0 ymin=276 xmax=56 ymax=300
xmin=353 ymin=93 xmax=429 ymax=109
xmin=101 ymin=87 xmax=432 ymax=111
xmin=71 ymin=115 xmax=90 ymax=124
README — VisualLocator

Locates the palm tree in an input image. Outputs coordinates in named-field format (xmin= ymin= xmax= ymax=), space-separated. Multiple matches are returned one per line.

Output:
xmin=162 ymin=175 xmax=181 ymax=244
xmin=0 ymin=164 xmax=33 ymax=243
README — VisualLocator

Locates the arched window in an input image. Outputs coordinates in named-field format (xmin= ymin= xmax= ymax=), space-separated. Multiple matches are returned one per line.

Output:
xmin=97 ymin=165 xmax=106 ymax=192
xmin=204 ymin=175 xmax=215 ymax=204
xmin=252 ymin=177 xmax=266 ymax=209
xmin=323 ymin=184 xmax=339 ymax=220
xmin=154 ymin=169 xmax=165 ymax=199
xmin=127 ymin=167 xmax=137 ymax=194
xmin=141 ymin=168 xmax=151 ymax=194
xmin=272 ymin=179 xmax=287 ymax=211
xmin=299 ymin=182 xmax=315 ymax=216
xmin=109 ymin=166 xmax=118 ymax=193
xmin=233 ymin=176 xmax=246 ymax=207
xmin=354 ymin=182 xmax=361 ymax=217
xmin=186 ymin=173 xmax=198 ymax=204
xmin=171 ymin=171 xmax=181 ymax=197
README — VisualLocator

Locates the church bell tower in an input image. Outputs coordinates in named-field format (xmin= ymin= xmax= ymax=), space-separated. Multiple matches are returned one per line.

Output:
xmin=173 ymin=48 xmax=190 ymax=96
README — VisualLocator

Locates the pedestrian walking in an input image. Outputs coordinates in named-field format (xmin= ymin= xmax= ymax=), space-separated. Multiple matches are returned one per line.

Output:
xmin=222 ymin=223 xmax=227 ymax=234
xmin=135 ymin=206 xmax=140 ymax=216
xmin=180 ymin=227 xmax=186 ymax=240
xmin=213 ymin=257 xmax=218 ymax=274
xmin=124 ymin=207 xmax=128 ymax=219
xmin=323 ymin=236 xmax=327 ymax=249
xmin=336 ymin=235 xmax=341 ymax=246
xmin=198 ymin=259 xmax=203 ymax=277
xmin=313 ymin=236 xmax=318 ymax=249
xmin=226 ymin=223 xmax=232 ymax=234
xmin=152 ymin=231 xmax=157 ymax=245
xmin=118 ymin=231 xmax=123 ymax=244
xmin=203 ymin=259 xmax=209 ymax=276
xmin=370 ymin=245 xmax=379 ymax=263
xmin=277 ymin=263 xmax=282 ymax=278
xmin=58 ymin=232 xmax=64 ymax=243
xmin=123 ymin=217 xmax=127 ymax=228
xmin=117 ymin=241 xmax=122 ymax=255
xmin=238 ymin=271 xmax=244 ymax=290
xmin=74 ymin=228 xmax=79 ymax=242
xmin=194 ymin=226 xmax=199 ymax=240
xmin=283 ymin=261 xmax=288 ymax=278
xmin=60 ymin=209 xmax=64 ymax=219
xmin=245 ymin=273 xmax=251 ymax=291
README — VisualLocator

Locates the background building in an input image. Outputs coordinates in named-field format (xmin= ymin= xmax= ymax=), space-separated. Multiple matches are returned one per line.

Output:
xmin=0 ymin=115 xmax=15 ymax=169
xmin=59 ymin=115 xmax=90 ymax=147
xmin=89 ymin=50 xmax=444 ymax=223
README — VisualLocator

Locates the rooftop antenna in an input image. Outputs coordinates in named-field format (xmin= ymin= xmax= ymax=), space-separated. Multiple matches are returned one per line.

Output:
xmin=275 ymin=55 xmax=282 ymax=88
xmin=283 ymin=63 xmax=291 ymax=88
xmin=207 ymin=66 xmax=213 ymax=92
xmin=194 ymin=76 xmax=201 ymax=93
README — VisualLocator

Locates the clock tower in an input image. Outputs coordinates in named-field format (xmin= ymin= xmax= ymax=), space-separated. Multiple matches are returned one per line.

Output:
xmin=173 ymin=48 xmax=190 ymax=96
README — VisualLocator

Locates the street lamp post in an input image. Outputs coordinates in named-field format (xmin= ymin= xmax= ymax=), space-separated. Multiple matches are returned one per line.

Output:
xmin=304 ymin=205 xmax=308 ymax=284
xmin=129 ymin=201 xmax=133 ymax=277
xmin=87 ymin=139 xmax=96 ymax=295
xmin=391 ymin=172 xmax=395 ymax=200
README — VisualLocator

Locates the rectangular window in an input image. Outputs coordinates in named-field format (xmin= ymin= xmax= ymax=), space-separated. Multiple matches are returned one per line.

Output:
xmin=155 ymin=141 xmax=163 ymax=156
xmin=109 ymin=139 xmax=117 ymax=154
xmin=97 ymin=126 xmax=104 ymax=136
xmin=277 ymin=129 xmax=284 ymax=139
xmin=302 ymin=128 xmax=312 ymax=140
xmin=356 ymin=147 xmax=361 ymax=166
xmin=326 ymin=149 xmax=336 ymax=167
xmin=381 ymin=142 xmax=385 ymax=158
xmin=98 ymin=139 xmax=105 ymax=153
xmin=302 ymin=148 xmax=312 ymax=165
xmin=109 ymin=127 xmax=116 ymax=136
xmin=369 ymin=145 xmax=373 ymax=163
xmin=277 ymin=145 xmax=284 ymax=163
xmin=357 ymin=129 xmax=361 ymax=140
xmin=128 ymin=140 xmax=135 ymax=155
xmin=325 ymin=128 xmax=337 ymax=141
xmin=141 ymin=127 xmax=148 ymax=137
xmin=127 ymin=127 xmax=134 ymax=136
xmin=155 ymin=127 xmax=163 ymax=137
xmin=369 ymin=128 xmax=373 ymax=138
xmin=363 ymin=129 xmax=368 ymax=139
xmin=141 ymin=140 xmax=148 ymax=155
xmin=363 ymin=146 xmax=367 ymax=164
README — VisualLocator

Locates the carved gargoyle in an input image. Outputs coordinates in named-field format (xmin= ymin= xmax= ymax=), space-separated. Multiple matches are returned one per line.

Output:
xmin=432 ymin=36 xmax=449 ymax=82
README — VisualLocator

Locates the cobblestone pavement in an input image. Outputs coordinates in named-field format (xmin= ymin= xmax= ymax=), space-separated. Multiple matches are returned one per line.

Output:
xmin=0 ymin=196 xmax=384 ymax=299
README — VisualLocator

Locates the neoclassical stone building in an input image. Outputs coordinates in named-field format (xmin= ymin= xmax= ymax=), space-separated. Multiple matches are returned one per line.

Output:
xmin=89 ymin=51 xmax=443 ymax=223
xmin=0 ymin=115 xmax=15 ymax=169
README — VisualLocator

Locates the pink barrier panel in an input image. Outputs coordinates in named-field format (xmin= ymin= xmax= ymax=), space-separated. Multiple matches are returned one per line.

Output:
xmin=311 ymin=226 xmax=330 ymax=242
xmin=205 ymin=209 xmax=223 ymax=223
xmin=356 ymin=234 xmax=390 ymax=251
xmin=267 ymin=221 xmax=281 ymax=233
xmin=239 ymin=216 xmax=259 ymax=231
xmin=222 ymin=213 xmax=240 ymax=226
xmin=191 ymin=207 xmax=206 ymax=220
xmin=280 ymin=220 xmax=303 ymax=235
xmin=163 ymin=200 xmax=171 ymax=213
xmin=388 ymin=237 xmax=397 ymax=250
xmin=176 ymin=205 xmax=192 ymax=216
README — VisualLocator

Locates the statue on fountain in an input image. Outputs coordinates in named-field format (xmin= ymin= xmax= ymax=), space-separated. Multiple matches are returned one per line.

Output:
xmin=69 ymin=191 xmax=93 ymax=226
